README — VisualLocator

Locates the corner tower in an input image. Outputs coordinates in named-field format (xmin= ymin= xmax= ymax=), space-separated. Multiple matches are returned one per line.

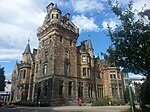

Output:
xmin=34 ymin=3 xmax=79 ymax=105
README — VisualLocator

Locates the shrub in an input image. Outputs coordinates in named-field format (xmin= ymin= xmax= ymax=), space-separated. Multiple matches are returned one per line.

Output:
xmin=14 ymin=101 xmax=50 ymax=107
xmin=93 ymin=96 xmax=125 ymax=106
xmin=111 ymin=100 xmax=125 ymax=106
xmin=14 ymin=101 xmax=35 ymax=106
xmin=93 ymin=96 xmax=110 ymax=106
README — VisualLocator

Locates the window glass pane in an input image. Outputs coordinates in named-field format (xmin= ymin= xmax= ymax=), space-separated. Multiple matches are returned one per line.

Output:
xmin=68 ymin=81 xmax=72 ymax=96
xmin=110 ymin=71 xmax=116 ymax=79
xmin=82 ymin=56 xmax=86 ymax=62
xmin=43 ymin=65 xmax=47 ymax=74
xmin=60 ymin=36 xmax=63 ymax=42
xmin=64 ymin=64 xmax=69 ymax=75
xmin=59 ymin=80 xmax=63 ymax=95
xmin=83 ymin=68 xmax=86 ymax=76
xmin=23 ymin=70 xmax=26 ymax=78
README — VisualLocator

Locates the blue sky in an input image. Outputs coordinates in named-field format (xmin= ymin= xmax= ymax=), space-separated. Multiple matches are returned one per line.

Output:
xmin=0 ymin=0 xmax=149 ymax=80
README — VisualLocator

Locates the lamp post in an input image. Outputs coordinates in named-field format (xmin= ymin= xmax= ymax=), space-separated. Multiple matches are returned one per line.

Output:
xmin=128 ymin=79 xmax=135 ymax=112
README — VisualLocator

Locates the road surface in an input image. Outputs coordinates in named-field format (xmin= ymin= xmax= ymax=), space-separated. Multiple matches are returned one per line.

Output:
xmin=0 ymin=105 xmax=129 ymax=112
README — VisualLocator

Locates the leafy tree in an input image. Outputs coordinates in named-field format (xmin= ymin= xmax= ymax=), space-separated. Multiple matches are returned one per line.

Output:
xmin=0 ymin=66 xmax=5 ymax=91
xmin=103 ymin=0 xmax=150 ymax=106
xmin=104 ymin=0 xmax=150 ymax=78
xmin=140 ymin=79 xmax=150 ymax=105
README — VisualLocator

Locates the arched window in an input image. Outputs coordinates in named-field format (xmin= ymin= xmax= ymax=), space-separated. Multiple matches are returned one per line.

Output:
xmin=56 ymin=14 xmax=59 ymax=19
xmin=43 ymin=65 xmax=47 ymax=74
xmin=52 ymin=14 xmax=54 ymax=19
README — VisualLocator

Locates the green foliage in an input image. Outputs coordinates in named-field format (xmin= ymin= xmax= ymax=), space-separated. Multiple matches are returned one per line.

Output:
xmin=14 ymin=101 xmax=36 ymax=106
xmin=104 ymin=1 xmax=150 ymax=78
xmin=93 ymin=96 xmax=125 ymax=106
xmin=14 ymin=101 xmax=50 ymax=107
xmin=105 ymin=1 xmax=150 ymax=106
xmin=111 ymin=99 xmax=125 ymax=105
xmin=141 ymin=79 xmax=150 ymax=105
xmin=93 ymin=96 xmax=110 ymax=106
xmin=0 ymin=67 xmax=5 ymax=91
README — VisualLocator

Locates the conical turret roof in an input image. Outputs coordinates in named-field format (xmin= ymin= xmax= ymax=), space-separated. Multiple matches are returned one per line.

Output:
xmin=23 ymin=43 xmax=31 ymax=54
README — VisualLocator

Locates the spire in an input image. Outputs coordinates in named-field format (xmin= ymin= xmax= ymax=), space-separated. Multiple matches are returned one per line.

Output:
xmin=88 ymin=35 xmax=93 ymax=50
xmin=23 ymin=39 xmax=31 ymax=54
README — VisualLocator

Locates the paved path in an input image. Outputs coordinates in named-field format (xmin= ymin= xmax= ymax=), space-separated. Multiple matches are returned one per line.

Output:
xmin=0 ymin=105 xmax=130 ymax=112
xmin=52 ymin=106 xmax=129 ymax=112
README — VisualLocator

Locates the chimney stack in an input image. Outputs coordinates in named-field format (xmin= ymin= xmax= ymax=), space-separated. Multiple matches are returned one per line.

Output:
xmin=65 ymin=13 xmax=70 ymax=20
xmin=46 ymin=3 xmax=54 ymax=13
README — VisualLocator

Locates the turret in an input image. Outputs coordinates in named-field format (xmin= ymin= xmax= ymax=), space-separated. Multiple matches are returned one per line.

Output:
xmin=22 ymin=40 xmax=32 ymax=64
xmin=87 ymin=36 xmax=94 ymax=58
xmin=23 ymin=43 xmax=31 ymax=55
xmin=50 ymin=4 xmax=61 ymax=23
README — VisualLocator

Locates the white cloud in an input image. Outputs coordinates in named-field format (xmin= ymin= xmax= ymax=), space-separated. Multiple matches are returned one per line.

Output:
xmin=0 ymin=49 xmax=22 ymax=60
xmin=0 ymin=0 xmax=46 ymax=60
xmin=71 ymin=0 xmax=104 ymax=13
xmin=111 ymin=0 xmax=150 ymax=11
xmin=72 ymin=14 xmax=99 ymax=32
xmin=102 ymin=0 xmax=150 ymax=31
xmin=132 ymin=0 xmax=150 ymax=11
xmin=102 ymin=18 xmax=119 ymax=31
xmin=129 ymin=74 xmax=146 ymax=79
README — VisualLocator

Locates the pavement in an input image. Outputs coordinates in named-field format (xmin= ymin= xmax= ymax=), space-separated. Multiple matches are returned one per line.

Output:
xmin=0 ymin=105 xmax=130 ymax=112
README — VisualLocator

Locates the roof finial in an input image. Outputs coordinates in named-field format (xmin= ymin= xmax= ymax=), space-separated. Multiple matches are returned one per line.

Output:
xmin=28 ymin=38 xmax=30 ymax=43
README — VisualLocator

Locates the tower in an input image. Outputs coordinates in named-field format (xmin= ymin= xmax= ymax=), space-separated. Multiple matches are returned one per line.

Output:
xmin=34 ymin=3 xmax=79 ymax=105
xmin=16 ymin=41 xmax=35 ymax=101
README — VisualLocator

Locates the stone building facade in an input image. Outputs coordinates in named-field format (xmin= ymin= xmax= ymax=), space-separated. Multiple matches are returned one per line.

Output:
xmin=10 ymin=3 xmax=124 ymax=105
